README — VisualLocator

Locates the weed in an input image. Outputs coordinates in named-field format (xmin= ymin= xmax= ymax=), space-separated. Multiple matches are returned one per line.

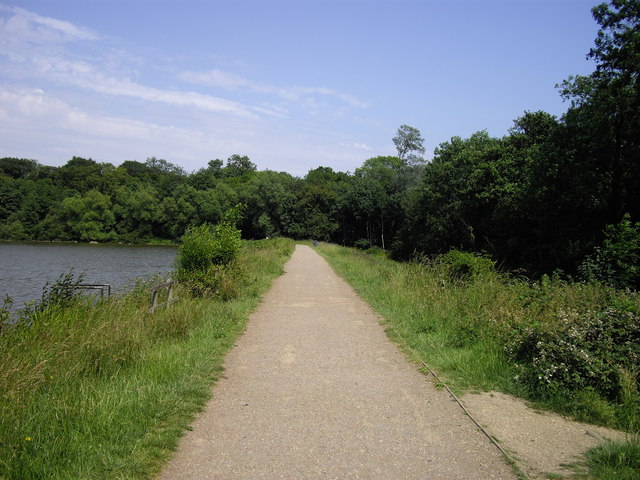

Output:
xmin=316 ymin=243 xmax=640 ymax=430
xmin=581 ymin=438 xmax=640 ymax=480
xmin=0 ymin=237 xmax=294 ymax=479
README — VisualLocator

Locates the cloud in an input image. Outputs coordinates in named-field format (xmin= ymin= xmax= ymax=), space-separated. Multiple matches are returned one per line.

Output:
xmin=58 ymin=64 xmax=261 ymax=118
xmin=0 ymin=6 xmax=364 ymax=120
xmin=0 ymin=6 xmax=281 ymax=119
xmin=0 ymin=5 xmax=98 ymax=43
xmin=0 ymin=6 xmax=376 ymax=176
xmin=0 ymin=86 xmax=371 ymax=176
xmin=339 ymin=142 xmax=374 ymax=151
xmin=0 ymin=85 xmax=261 ymax=169
xmin=179 ymin=68 xmax=369 ymax=109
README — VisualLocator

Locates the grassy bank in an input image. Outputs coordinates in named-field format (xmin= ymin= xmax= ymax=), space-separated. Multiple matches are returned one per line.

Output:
xmin=316 ymin=243 xmax=640 ymax=479
xmin=0 ymin=237 xmax=294 ymax=480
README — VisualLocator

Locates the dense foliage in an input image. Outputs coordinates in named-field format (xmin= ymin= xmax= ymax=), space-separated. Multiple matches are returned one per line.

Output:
xmin=1 ymin=0 xmax=639 ymax=288
xmin=175 ymin=205 xmax=245 ymax=297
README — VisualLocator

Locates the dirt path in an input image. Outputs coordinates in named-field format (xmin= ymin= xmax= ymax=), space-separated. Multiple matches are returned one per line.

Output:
xmin=158 ymin=245 xmax=516 ymax=479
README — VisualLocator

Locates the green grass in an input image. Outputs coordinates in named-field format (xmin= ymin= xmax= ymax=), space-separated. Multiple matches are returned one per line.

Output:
xmin=0 ymin=237 xmax=294 ymax=480
xmin=315 ymin=242 xmax=640 ymax=479
xmin=316 ymin=243 xmax=516 ymax=392
xmin=574 ymin=437 xmax=640 ymax=480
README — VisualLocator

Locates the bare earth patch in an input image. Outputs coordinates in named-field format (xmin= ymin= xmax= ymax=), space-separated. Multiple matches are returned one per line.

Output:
xmin=461 ymin=391 xmax=627 ymax=479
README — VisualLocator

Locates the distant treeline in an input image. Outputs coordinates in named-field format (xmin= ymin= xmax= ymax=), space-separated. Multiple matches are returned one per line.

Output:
xmin=1 ymin=0 xmax=638 ymax=285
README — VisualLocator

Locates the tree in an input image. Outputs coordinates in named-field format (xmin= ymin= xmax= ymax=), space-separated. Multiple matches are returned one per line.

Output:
xmin=236 ymin=170 xmax=299 ymax=238
xmin=392 ymin=125 xmax=426 ymax=164
xmin=145 ymin=157 xmax=186 ymax=176
xmin=112 ymin=185 xmax=161 ymax=241
xmin=559 ymin=0 xmax=640 ymax=224
xmin=354 ymin=157 xmax=404 ymax=249
xmin=224 ymin=154 xmax=257 ymax=178
xmin=56 ymin=157 xmax=103 ymax=193
xmin=0 ymin=158 xmax=39 ymax=179
xmin=58 ymin=190 xmax=116 ymax=242
xmin=158 ymin=184 xmax=198 ymax=238
xmin=394 ymin=130 xmax=532 ymax=262
xmin=207 ymin=159 xmax=224 ymax=176
xmin=189 ymin=159 xmax=225 ymax=190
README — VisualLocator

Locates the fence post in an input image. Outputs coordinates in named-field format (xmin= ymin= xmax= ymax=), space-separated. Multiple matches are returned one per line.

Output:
xmin=149 ymin=280 xmax=176 ymax=313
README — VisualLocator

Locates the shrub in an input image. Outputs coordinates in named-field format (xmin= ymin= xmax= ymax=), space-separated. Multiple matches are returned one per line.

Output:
xmin=580 ymin=213 xmax=640 ymax=290
xmin=176 ymin=206 xmax=244 ymax=275
xmin=175 ymin=205 xmax=245 ymax=296
xmin=175 ymin=223 xmax=219 ymax=277
xmin=440 ymin=249 xmax=496 ymax=283
xmin=506 ymin=302 xmax=640 ymax=406
xmin=354 ymin=238 xmax=371 ymax=250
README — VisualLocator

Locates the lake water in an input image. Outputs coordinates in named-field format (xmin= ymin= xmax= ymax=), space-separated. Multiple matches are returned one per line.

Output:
xmin=0 ymin=242 xmax=178 ymax=311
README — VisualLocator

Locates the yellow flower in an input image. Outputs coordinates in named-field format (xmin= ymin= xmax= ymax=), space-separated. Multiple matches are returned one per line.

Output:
xmin=24 ymin=437 xmax=31 ymax=442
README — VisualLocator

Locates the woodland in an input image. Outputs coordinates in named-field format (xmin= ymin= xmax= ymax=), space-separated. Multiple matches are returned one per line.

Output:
xmin=1 ymin=0 xmax=639 ymax=288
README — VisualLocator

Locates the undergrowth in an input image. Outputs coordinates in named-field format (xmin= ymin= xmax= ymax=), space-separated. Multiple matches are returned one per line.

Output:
xmin=0 ymin=237 xmax=294 ymax=480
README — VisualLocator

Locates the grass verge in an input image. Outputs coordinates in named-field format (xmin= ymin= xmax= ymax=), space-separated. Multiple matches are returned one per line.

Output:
xmin=578 ymin=437 xmax=640 ymax=479
xmin=0 ymin=237 xmax=294 ymax=480
xmin=315 ymin=242 xmax=640 ymax=479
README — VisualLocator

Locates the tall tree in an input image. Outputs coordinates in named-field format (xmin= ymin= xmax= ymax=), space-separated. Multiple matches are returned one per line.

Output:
xmin=224 ymin=154 xmax=257 ymax=178
xmin=392 ymin=125 xmax=426 ymax=165
xmin=559 ymin=0 xmax=640 ymax=223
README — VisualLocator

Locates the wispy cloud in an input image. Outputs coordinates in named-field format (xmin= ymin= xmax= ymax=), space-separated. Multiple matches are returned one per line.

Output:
xmin=0 ymin=6 xmax=283 ymax=119
xmin=0 ymin=5 xmax=377 ymax=175
xmin=0 ymin=4 xmax=98 ymax=43
xmin=0 ymin=6 xmax=366 ymax=120
xmin=0 ymin=85 xmax=368 ymax=176
xmin=0 ymin=85 xmax=259 ymax=167
xmin=36 ymin=56 xmax=262 ymax=117
xmin=339 ymin=142 xmax=374 ymax=151
xmin=179 ymin=68 xmax=369 ymax=109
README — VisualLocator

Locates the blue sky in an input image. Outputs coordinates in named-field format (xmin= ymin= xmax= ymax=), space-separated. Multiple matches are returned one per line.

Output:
xmin=0 ymin=0 xmax=600 ymax=176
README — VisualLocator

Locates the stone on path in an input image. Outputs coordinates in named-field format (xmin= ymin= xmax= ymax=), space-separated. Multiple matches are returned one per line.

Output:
xmin=158 ymin=245 xmax=516 ymax=479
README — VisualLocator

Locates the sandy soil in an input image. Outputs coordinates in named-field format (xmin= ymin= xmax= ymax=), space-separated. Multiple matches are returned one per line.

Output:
xmin=461 ymin=391 xmax=627 ymax=479
xmin=158 ymin=245 xmax=516 ymax=479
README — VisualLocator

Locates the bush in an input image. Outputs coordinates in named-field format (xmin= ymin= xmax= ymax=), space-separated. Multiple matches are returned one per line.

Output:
xmin=580 ymin=214 xmax=640 ymax=290
xmin=176 ymin=207 xmax=244 ymax=274
xmin=175 ymin=205 xmax=245 ymax=296
xmin=506 ymin=302 xmax=640 ymax=405
xmin=175 ymin=223 xmax=219 ymax=276
xmin=440 ymin=249 xmax=496 ymax=284
xmin=354 ymin=238 xmax=371 ymax=250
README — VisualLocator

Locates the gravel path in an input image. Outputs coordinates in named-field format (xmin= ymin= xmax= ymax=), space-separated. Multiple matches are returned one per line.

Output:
xmin=158 ymin=245 xmax=516 ymax=479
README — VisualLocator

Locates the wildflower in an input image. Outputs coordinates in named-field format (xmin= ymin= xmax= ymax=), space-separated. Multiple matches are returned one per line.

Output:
xmin=25 ymin=437 xmax=31 ymax=442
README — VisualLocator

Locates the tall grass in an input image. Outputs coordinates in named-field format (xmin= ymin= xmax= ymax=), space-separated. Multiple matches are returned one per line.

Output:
xmin=316 ymin=244 xmax=517 ymax=391
xmin=316 ymin=242 xmax=640 ymax=477
xmin=318 ymin=244 xmax=640 ymax=424
xmin=581 ymin=437 xmax=640 ymax=480
xmin=0 ymin=237 xmax=294 ymax=480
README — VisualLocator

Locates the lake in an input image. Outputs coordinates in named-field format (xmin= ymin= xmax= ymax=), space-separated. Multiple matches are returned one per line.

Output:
xmin=0 ymin=242 xmax=178 ymax=311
